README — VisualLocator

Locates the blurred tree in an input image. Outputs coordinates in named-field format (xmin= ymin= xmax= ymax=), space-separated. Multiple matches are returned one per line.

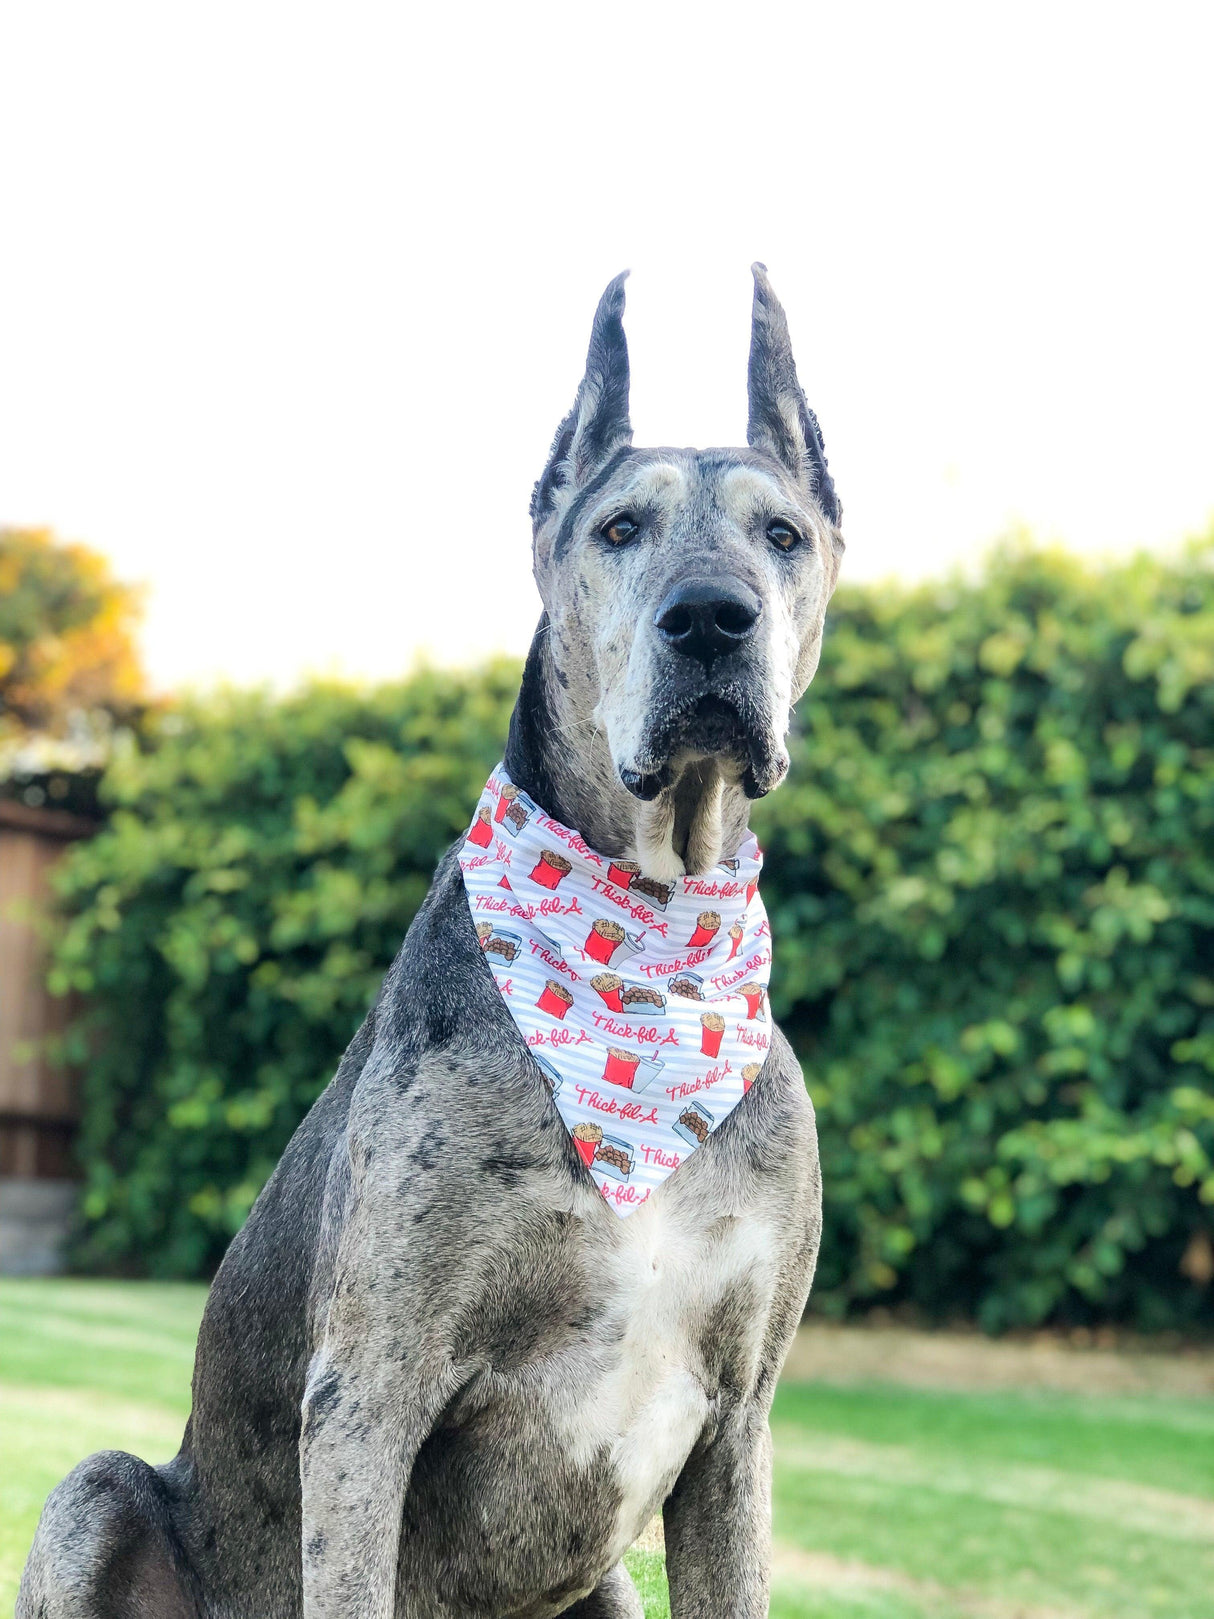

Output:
xmin=0 ymin=527 xmax=144 ymax=744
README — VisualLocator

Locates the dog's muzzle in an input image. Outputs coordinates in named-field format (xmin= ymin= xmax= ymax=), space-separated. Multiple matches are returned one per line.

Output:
xmin=619 ymin=574 xmax=788 ymax=802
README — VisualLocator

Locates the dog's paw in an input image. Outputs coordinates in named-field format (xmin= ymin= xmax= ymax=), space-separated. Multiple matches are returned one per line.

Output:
xmin=637 ymin=837 xmax=685 ymax=884
xmin=647 ymin=848 xmax=686 ymax=887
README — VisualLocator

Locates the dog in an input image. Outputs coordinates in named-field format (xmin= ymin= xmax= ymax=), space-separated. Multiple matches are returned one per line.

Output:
xmin=19 ymin=264 xmax=843 ymax=1619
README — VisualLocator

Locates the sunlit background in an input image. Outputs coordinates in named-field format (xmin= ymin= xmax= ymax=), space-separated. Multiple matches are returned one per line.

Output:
xmin=3 ymin=1 xmax=1212 ymax=687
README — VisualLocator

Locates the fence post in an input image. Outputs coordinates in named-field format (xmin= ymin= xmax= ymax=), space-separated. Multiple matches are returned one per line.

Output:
xmin=0 ymin=800 xmax=95 ymax=1274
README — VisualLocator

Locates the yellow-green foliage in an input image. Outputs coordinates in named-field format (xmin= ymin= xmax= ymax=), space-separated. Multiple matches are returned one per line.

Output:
xmin=0 ymin=527 xmax=143 ymax=741
xmin=51 ymin=544 xmax=1214 ymax=1329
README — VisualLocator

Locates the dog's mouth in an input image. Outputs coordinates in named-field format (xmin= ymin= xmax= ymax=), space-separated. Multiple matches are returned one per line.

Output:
xmin=676 ymin=694 xmax=750 ymax=756
xmin=619 ymin=689 xmax=788 ymax=804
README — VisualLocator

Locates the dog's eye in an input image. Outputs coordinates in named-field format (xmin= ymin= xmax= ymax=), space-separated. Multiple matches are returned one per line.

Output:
xmin=601 ymin=514 xmax=640 ymax=546
xmin=766 ymin=520 xmax=802 ymax=552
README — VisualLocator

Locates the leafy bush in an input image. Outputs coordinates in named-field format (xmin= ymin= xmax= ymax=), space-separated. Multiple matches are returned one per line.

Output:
xmin=50 ymin=544 xmax=1214 ymax=1329
xmin=761 ymin=540 xmax=1214 ymax=1330
xmin=52 ymin=668 xmax=517 ymax=1275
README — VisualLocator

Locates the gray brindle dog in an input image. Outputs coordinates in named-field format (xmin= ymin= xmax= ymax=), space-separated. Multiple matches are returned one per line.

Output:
xmin=20 ymin=265 xmax=843 ymax=1619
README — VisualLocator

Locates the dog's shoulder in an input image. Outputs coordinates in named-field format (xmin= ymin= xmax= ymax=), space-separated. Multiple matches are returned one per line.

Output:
xmin=341 ymin=844 xmax=577 ymax=1185
xmin=707 ymin=1020 xmax=817 ymax=1176
xmin=394 ymin=843 xmax=503 ymax=1027
xmin=755 ymin=1021 xmax=818 ymax=1143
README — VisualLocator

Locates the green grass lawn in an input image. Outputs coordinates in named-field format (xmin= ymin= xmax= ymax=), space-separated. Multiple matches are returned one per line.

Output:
xmin=2 ymin=1280 xmax=1211 ymax=1618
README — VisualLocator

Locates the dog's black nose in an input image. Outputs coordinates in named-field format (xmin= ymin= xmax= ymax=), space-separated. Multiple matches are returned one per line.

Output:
xmin=654 ymin=578 xmax=762 ymax=666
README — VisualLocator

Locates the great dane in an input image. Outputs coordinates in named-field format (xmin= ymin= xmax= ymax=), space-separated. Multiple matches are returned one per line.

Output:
xmin=20 ymin=265 xmax=843 ymax=1619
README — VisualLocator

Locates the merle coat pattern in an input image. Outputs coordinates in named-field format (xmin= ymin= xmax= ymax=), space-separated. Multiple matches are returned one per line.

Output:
xmin=19 ymin=265 xmax=844 ymax=1619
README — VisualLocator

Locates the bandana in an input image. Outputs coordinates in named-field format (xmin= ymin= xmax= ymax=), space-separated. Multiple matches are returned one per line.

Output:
xmin=458 ymin=765 xmax=772 ymax=1215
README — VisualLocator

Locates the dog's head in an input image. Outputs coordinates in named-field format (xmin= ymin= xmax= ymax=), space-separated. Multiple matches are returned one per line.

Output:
xmin=529 ymin=266 xmax=843 ymax=874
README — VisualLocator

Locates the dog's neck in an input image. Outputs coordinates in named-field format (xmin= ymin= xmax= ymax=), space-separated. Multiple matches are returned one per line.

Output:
xmin=503 ymin=619 xmax=754 ymax=879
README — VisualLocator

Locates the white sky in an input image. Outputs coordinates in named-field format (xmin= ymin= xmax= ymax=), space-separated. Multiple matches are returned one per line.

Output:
xmin=2 ymin=2 xmax=1211 ymax=691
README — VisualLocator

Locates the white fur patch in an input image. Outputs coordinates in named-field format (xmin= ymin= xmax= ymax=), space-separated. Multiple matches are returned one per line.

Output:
xmin=551 ymin=1198 xmax=776 ymax=1558
xmin=718 ymin=464 xmax=803 ymax=528
xmin=591 ymin=462 xmax=688 ymax=518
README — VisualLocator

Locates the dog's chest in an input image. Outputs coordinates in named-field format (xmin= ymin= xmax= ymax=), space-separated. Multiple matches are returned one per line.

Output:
xmin=536 ymin=1195 xmax=773 ymax=1552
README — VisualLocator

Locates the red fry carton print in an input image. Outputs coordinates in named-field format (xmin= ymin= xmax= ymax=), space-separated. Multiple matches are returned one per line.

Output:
xmin=536 ymin=978 xmax=574 ymax=1019
xmin=530 ymin=848 xmax=572 ymax=890
xmin=584 ymin=918 xmax=643 ymax=966
xmin=603 ymin=1046 xmax=642 ymax=1088
xmin=571 ymin=1120 xmax=603 ymax=1169
xmin=687 ymin=909 xmax=721 ymax=948
xmin=601 ymin=1048 xmax=667 ymax=1093
xmin=700 ymin=1011 xmax=726 ymax=1057
xmin=494 ymin=783 xmax=537 ymax=836
xmin=467 ymin=805 xmax=493 ymax=848
xmin=591 ymin=971 xmax=625 ymax=1012
xmin=727 ymin=922 xmax=744 ymax=960
xmin=607 ymin=858 xmax=641 ymax=889
xmin=742 ymin=1061 xmax=762 ymax=1094
xmin=571 ymin=1122 xmax=636 ymax=1184
xmin=493 ymin=783 xmax=518 ymax=823
xmin=738 ymin=981 xmax=766 ymax=1019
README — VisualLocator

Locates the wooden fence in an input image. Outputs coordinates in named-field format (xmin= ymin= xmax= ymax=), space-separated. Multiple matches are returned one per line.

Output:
xmin=0 ymin=800 xmax=94 ymax=1270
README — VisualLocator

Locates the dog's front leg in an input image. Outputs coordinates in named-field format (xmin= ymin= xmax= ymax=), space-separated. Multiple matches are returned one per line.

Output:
xmin=299 ymin=1125 xmax=462 ymax=1618
xmin=662 ymin=1404 xmax=774 ymax=1619
xmin=300 ymin=1333 xmax=452 ymax=1619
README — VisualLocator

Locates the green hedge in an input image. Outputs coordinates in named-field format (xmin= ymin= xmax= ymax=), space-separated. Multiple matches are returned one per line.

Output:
xmin=50 ymin=544 xmax=1214 ymax=1330
xmin=52 ymin=667 xmax=519 ymax=1275
xmin=760 ymin=541 xmax=1213 ymax=1330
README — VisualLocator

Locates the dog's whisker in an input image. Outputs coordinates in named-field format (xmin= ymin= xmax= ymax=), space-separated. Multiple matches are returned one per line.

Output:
xmin=547 ymin=715 xmax=600 ymax=740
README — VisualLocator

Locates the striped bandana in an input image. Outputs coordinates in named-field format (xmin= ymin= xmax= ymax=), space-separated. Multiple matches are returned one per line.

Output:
xmin=458 ymin=765 xmax=772 ymax=1215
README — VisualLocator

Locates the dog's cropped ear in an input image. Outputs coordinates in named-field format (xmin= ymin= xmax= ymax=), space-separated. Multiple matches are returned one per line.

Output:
xmin=531 ymin=272 xmax=632 ymax=536
xmin=746 ymin=263 xmax=841 ymax=526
